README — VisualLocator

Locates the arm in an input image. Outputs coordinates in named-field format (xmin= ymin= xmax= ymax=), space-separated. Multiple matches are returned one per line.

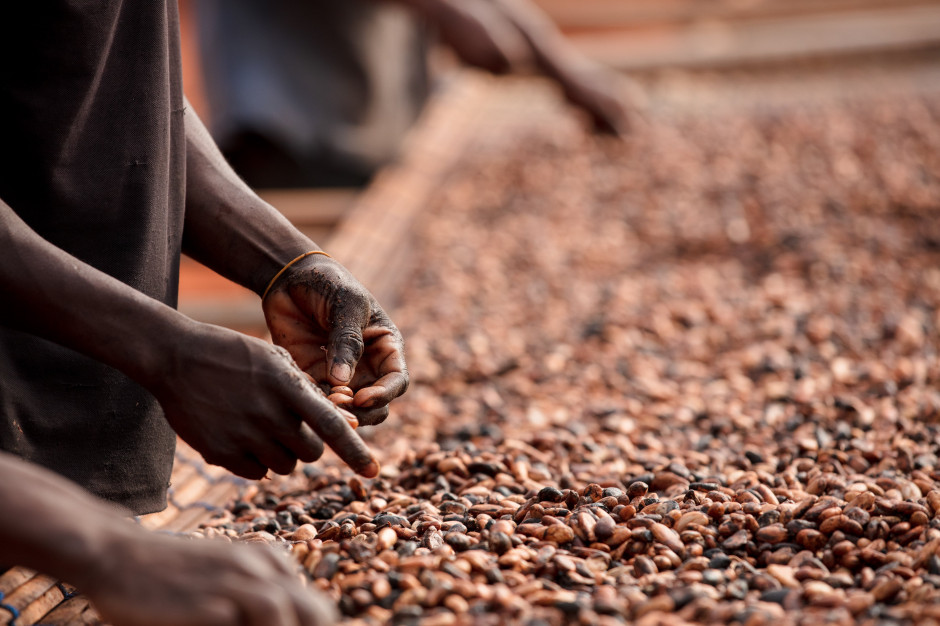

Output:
xmin=397 ymin=0 xmax=532 ymax=74
xmin=181 ymin=103 xmax=314 ymax=297
xmin=182 ymin=107 xmax=409 ymax=425
xmin=490 ymin=0 xmax=634 ymax=135
xmin=0 ymin=193 xmax=377 ymax=478
xmin=0 ymin=196 xmax=187 ymax=388
xmin=383 ymin=0 xmax=633 ymax=135
xmin=0 ymin=451 xmax=334 ymax=626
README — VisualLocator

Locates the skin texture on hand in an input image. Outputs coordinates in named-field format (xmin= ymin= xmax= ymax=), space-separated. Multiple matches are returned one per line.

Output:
xmin=151 ymin=320 xmax=381 ymax=479
xmin=88 ymin=533 xmax=336 ymax=626
xmin=181 ymin=106 xmax=395 ymax=476
xmin=0 ymin=451 xmax=336 ymax=626
xmin=262 ymin=254 xmax=409 ymax=427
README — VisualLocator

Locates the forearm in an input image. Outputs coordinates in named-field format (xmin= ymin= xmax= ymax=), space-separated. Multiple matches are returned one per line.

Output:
xmin=1 ymin=447 xmax=339 ymax=625
xmin=376 ymin=0 xmax=579 ymax=79
xmin=182 ymin=106 xmax=318 ymax=296
xmin=0 ymin=200 xmax=189 ymax=386
xmin=487 ymin=0 xmax=585 ymax=78
xmin=0 ymin=451 xmax=137 ymax=587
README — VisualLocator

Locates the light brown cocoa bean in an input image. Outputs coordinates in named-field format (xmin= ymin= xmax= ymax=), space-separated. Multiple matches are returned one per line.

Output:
xmin=756 ymin=524 xmax=789 ymax=544
xmin=330 ymin=385 xmax=354 ymax=398
xmin=543 ymin=524 xmax=575 ymax=544
xmin=796 ymin=529 xmax=827 ymax=551
xmin=328 ymin=393 xmax=354 ymax=406
xmin=651 ymin=522 xmax=684 ymax=553
xmin=634 ymin=555 xmax=658 ymax=576
xmin=676 ymin=511 xmax=710 ymax=533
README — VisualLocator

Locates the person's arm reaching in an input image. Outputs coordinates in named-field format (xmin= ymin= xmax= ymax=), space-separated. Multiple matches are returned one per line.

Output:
xmin=0 ymin=193 xmax=379 ymax=479
xmin=0 ymin=451 xmax=335 ymax=626
xmin=489 ymin=0 xmax=634 ymax=135
xmin=388 ymin=0 xmax=634 ymax=135
xmin=181 ymin=106 xmax=409 ymax=426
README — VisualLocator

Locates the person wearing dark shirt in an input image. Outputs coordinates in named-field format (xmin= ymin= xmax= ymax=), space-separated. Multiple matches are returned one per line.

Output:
xmin=0 ymin=3 xmax=405 ymax=625
xmin=196 ymin=0 xmax=635 ymax=188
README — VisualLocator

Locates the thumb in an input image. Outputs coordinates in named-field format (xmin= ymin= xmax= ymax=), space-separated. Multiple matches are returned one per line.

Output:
xmin=325 ymin=302 xmax=369 ymax=386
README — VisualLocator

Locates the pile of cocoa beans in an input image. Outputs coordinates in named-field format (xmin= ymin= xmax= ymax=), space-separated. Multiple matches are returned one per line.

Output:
xmin=197 ymin=88 xmax=940 ymax=625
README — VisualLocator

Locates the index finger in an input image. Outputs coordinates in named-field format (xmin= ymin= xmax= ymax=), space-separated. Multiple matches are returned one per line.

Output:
xmin=296 ymin=388 xmax=379 ymax=478
xmin=353 ymin=371 xmax=409 ymax=409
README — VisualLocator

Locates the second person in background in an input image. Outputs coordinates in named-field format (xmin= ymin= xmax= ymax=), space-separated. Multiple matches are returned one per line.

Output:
xmin=195 ymin=0 xmax=635 ymax=188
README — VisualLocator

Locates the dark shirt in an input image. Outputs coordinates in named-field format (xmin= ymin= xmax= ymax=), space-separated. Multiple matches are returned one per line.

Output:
xmin=0 ymin=1 xmax=185 ymax=514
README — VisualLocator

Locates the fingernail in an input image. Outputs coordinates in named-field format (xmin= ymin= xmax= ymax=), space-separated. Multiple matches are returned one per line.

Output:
xmin=331 ymin=362 xmax=351 ymax=382
xmin=361 ymin=460 xmax=380 ymax=479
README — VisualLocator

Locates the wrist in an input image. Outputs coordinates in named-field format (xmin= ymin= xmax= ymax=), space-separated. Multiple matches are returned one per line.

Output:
xmin=182 ymin=117 xmax=320 ymax=296
xmin=75 ymin=516 xmax=143 ymax=595
xmin=241 ymin=220 xmax=318 ymax=297
xmin=261 ymin=249 xmax=332 ymax=301
xmin=111 ymin=305 xmax=198 ymax=390
xmin=139 ymin=315 xmax=222 ymax=391
xmin=0 ymin=452 xmax=140 ymax=590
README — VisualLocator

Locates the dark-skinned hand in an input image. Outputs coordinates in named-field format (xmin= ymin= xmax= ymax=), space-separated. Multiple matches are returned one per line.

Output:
xmin=86 ymin=527 xmax=336 ymax=626
xmin=262 ymin=253 xmax=408 ymax=427
xmin=149 ymin=320 xmax=379 ymax=480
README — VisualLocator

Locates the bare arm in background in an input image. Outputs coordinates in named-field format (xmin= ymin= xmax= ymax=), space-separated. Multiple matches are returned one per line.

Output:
xmin=392 ymin=0 xmax=635 ymax=135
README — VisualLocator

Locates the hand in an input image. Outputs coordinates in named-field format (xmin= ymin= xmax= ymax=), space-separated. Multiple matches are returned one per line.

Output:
xmin=151 ymin=322 xmax=379 ymax=479
xmin=86 ymin=528 xmax=336 ymax=626
xmin=262 ymin=254 xmax=408 ymax=426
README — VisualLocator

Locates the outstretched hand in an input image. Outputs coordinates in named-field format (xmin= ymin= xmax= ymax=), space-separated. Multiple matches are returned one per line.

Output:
xmin=263 ymin=253 xmax=408 ymax=427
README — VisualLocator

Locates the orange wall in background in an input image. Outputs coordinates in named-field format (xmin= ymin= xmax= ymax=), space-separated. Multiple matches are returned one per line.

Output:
xmin=178 ymin=0 xmax=210 ymax=123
